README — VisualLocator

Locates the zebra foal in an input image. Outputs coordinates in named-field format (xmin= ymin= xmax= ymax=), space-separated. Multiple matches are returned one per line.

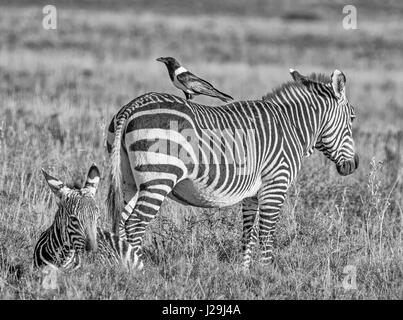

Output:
xmin=33 ymin=164 xmax=142 ymax=272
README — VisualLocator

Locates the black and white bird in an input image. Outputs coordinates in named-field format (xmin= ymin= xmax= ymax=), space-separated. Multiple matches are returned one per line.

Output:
xmin=156 ymin=57 xmax=234 ymax=102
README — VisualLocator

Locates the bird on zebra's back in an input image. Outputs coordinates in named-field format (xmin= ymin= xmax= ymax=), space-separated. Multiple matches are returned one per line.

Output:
xmin=156 ymin=56 xmax=234 ymax=102
xmin=33 ymin=164 xmax=143 ymax=272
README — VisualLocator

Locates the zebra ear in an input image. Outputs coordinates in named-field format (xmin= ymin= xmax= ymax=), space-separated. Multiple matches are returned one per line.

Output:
xmin=84 ymin=164 xmax=100 ymax=196
xmin=289 ymin=69 xmax=310 ymax=86
xmin=41 ymin=169 xmax=67 ymax=198
xmin=331 ymin=69 xmax=346 ymax=99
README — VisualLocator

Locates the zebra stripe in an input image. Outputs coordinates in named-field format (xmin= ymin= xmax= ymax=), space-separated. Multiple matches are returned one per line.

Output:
xmin=107 ymin=69 xmax=358 ymax=269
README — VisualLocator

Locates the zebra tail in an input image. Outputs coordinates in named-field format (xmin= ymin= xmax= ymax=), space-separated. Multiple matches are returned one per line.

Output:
xmin=106 ymin=171 xmax=120 ymax=234
xmin=108 ymin=112 xmax=129 ymax=234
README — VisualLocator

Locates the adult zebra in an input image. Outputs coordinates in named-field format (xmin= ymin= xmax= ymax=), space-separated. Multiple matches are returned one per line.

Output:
xmin=107 ymin=69 xmax=358 ymax=270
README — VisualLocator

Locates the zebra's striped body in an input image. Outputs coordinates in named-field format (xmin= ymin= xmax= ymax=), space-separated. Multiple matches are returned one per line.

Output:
xmin=34 ymin=165 xmax=142 ymax=272
xmin=107 ymin=69 xmax=358 ymax=269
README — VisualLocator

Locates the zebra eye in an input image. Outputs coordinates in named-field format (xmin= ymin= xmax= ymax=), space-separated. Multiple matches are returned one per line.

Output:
xmin=350 ymin=114 xmax=356 ymax=123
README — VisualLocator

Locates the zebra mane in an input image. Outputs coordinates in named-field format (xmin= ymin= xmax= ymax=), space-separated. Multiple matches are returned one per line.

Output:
xmin=304 ymin=72 xmax=331 ymax=84
xmin=262 ymin=72 xmax=331 ymax=102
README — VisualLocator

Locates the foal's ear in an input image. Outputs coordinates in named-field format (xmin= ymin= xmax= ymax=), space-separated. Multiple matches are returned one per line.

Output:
xmin=84 ymin=164 xmax=100 ymax=196
xmin=41 ymin=169 xmax=68 ymax=198
xmin=289 ymin=68 xmax=311 ymax=86
xmin=330 ymin=69 xmax=346 ymax=99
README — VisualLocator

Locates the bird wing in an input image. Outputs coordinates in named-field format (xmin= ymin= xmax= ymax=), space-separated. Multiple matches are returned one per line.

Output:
xmin=177 ymin=72 xmax=219 ymax=95
xmin=177 ymin=72 xmax=234 ymax=102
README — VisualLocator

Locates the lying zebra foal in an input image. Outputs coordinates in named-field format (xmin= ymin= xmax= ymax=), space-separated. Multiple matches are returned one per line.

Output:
xmin=33 ymin=164 xmax=143 ymax=272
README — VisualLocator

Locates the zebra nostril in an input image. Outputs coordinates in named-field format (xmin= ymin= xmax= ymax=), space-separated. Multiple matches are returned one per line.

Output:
xmin=336 ymin=162 xmax=345 ymax=175
xmin=346 ymin=162 xmax=351 ymax=174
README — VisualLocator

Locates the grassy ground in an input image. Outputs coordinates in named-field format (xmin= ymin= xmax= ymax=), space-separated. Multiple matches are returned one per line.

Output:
xmin=0 ymin=1 xmax=402 ymax=299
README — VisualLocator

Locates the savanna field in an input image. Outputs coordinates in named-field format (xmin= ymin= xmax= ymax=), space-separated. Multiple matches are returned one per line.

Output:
xmin=0 ymin=0 xmax=402 ymax=299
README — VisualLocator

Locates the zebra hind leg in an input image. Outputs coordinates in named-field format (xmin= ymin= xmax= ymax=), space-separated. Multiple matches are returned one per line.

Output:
xmin=119 ymin=190 xmax=139 ymax=241
xmin=118 ymin=166 xmax=139 ymax=241
xmin=124 ymin=182 xmax=173 ymax=265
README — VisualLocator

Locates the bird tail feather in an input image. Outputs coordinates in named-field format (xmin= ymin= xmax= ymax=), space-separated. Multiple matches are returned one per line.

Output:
xmin=214 ymin=89 xmax=234 ymax=102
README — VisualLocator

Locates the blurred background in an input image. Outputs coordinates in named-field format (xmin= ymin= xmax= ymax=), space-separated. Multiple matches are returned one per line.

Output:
xmin=0 ymin=0 xmax=402 ymax=299
xmin=1 ymin=0 xmax=403 ymax=125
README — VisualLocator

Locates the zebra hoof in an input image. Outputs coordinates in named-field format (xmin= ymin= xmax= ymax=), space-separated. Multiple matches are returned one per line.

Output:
xmin=127 ymin=256 xmax=144 ymax=273
xmin=257 ymin=258 xmax=282 ymax=277
xmin=137 ymin=260 xmax=144 ymax=272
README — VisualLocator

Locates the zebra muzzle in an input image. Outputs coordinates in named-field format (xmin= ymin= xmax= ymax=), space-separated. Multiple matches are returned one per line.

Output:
xmin=336 ymin=153 xmax=359 ymax=176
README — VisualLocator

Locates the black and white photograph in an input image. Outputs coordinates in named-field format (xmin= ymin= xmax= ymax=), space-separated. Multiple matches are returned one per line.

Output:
xmin=0 ymin=0 xmax=401 ymax=304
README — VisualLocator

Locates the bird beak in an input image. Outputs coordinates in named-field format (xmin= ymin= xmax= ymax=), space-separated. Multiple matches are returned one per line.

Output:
xmin=156 ymin=57 xmax=165 ymax=63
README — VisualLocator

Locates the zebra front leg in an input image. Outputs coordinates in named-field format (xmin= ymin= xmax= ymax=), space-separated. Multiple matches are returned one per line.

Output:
xmin=257 ymin=181 xmax=287 ymax=265
xmin=241 ymin=197 xmax=259 ymax=270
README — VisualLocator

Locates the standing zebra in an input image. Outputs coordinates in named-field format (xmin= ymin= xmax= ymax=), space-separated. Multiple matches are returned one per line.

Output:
xmin=106 ymin=69 xmax=359 ymax=270
xmin=34 ymin=165 xmax=142 ymax=271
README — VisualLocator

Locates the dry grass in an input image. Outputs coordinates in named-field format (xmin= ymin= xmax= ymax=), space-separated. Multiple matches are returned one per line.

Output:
xmin=0 ymin=1 xmax=402 ymax=299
